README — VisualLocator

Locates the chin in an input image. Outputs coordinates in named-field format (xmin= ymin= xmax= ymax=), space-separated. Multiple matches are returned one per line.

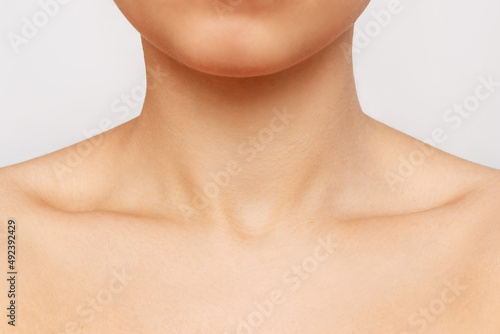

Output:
xmin=115 ymin=0 xmax=370 ymax=77
xmin=168 ymin=40 xmax=298 ymax=78
xmin=145 ymin=20 xmax=335 ymax=78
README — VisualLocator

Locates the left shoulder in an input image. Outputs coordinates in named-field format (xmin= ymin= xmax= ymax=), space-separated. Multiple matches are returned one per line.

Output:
xmin=466 ymin=166 xmax=500 ymax=220
xmin=458 ymin=166 xmax=500 ymax=331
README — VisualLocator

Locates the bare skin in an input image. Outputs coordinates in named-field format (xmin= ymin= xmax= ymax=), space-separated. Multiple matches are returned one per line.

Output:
xmin=2 ymin=1 xmax=500 ymax=333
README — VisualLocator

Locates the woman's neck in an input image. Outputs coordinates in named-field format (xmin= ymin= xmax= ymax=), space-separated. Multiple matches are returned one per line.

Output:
xmin=118 ymin=28 xmax=378 ymax=231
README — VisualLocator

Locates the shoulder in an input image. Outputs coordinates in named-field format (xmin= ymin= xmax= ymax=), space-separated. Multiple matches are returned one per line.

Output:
xmin=469 ymin=165 xmax=500 ymax=250
xmin=459 ymin=163 xmax=500 ymax=221
xmin=401 ymin=157 xmax=500 ymax=331
xmin=0 ymin=161 xmax=39 ymax=206
xmin=0 ymin=148 xmax=105 ymax=221
xmin=0 ymin=155 xmax=57 ymax=222
xmin=432 ymin=155 xmax=500 ymax=238
xmin=451 ymin=166 xmax=500 ymax=330
xmin=0 ymin=120 xmax=134 ymax=214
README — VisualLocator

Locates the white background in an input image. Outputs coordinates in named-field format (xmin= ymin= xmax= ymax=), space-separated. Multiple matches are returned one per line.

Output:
xmin=0 ymin=0 xmax=499 ymax=169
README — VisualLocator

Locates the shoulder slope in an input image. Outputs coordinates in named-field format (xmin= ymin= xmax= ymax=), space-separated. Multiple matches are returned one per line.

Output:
xmin=0 ymin=142 xmax=93 ymax=212
xmin=466 ymin=164 xmax=500 ymax=209
xmin=480 ymin=172 xmax=500 ymax=230
xmin=0 ymin=129 xmax=129 ymax=214
xmin=461 ymin=167 xmax=500 ymax=331
xmin=0 ymin=161 xmax=40 ymax=210
xmin=444 ymin=159 xmax=500 ymax=225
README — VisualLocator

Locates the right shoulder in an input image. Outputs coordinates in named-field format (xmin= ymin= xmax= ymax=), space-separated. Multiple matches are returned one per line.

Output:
xmin=0 ymin=122 xmax=128 ymax=214
xmin=0 ymin=159 xmax=48 ymax=217
xmin=0 ymin=137 xmax=100 ymax=214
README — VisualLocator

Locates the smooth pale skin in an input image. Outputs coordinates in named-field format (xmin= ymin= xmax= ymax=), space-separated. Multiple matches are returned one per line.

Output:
xmin=2 ymin=0 xmax=500 ymax=333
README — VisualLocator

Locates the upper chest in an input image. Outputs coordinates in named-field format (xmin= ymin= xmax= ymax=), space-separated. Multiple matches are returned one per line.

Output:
xmin=10 ymin=209 xmax=500 ymax=334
